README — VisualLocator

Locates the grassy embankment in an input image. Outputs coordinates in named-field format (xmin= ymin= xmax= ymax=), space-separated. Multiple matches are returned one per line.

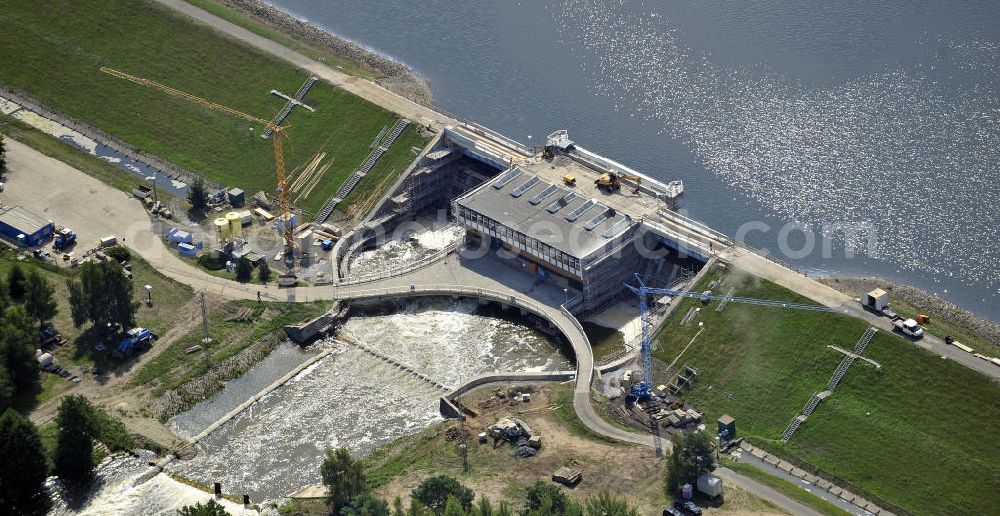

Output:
xmin=0 ymin=0 xmax=427 ymax=215
xmin=128 ymin=300 xmax=327 ymax=397
xmin=0 ymin=248 xmax=191 ymax=409
xmin=723 ymin=460 xmax=851 ymax=516
xmin=654 ymin=266 xmax=1000 ymax=515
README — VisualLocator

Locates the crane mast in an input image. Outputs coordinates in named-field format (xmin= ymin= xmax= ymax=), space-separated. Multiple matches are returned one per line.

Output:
xmin=99 ymin=67 xmax=296 ymax=251
xmin=624 ymin=273 xmax=837 ymax=400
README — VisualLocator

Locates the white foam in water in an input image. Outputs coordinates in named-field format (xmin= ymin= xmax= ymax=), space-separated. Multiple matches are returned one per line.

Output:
xmin=166 ymin=298 xmax=569 ymax=502
xmin=558 ymin=0 xmax=1000 ymax=293
xmin=46 ymin=453 xmax=255 ymax=516
xmin=348 ymin=225 xmax=464 ymax=277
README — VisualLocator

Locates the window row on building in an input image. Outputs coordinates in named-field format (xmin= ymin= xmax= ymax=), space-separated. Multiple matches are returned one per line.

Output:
xmin=457 ymin=205 xmax=582 ymax=276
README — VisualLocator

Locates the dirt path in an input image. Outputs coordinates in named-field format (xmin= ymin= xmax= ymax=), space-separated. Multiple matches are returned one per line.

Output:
xmin=27 ymin=296 xmax=209 ymax=428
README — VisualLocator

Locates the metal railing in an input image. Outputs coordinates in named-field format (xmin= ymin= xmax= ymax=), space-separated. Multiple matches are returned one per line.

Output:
xmin=335 ymin=232 xmax=462 ymax=286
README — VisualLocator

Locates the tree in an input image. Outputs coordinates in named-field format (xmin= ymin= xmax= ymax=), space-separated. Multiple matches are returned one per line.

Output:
xmin=321 ymin=447 xmax=367 ymax=514
xmin=235 ymin=256 xmax=253 ymax=283
xmin=0 ymin=133 xmax=7 ymax=178
xmin=67 ymin=279 xmax=88 ymax=328
xmin=257 ymin=260 xmax=271 ymax=284
xmin=177 ymin=499 xmax=231 ymax=516
xmin=442 ymin=497 xmax=466 ymax=516
xmin=0 ymin=306 xmax=40 ymax=392
xmin=523 ymin=481 xmax=570 ymax=515
xmin=24 ymin=270 xmax=57 ymax=328
xmin=0 ymin=277 xmax=10 ymax=313
xmin=0 ymin=408 xmax=49 ymax=514
xmin=104 ymin=245 xmax=131 ymax=263
xmin=54 ymin=395 xmax=96 ymax=482
xmin=68 ymin=261 xmax=136 ymax=333
xmin=583 ymin=490 xmax=637 ymax=516
xmin=8 ymin=264 xmax=26 ymax=300
xmin=411 ymin=476 xmax=474 ymax=514
xmin=342 ymin=493 xmax=390 ymax=516
xmin=0 ymin=365 xmax=13 ymax=412
xmin=188 ymin=177 xmax=209 ymax=212
xmin=667 ymin=432 xmax=716 ymax=493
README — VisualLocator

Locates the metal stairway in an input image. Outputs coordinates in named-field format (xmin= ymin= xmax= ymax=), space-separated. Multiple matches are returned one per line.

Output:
xmin=315 ymin=119 xmax=410 ymax=222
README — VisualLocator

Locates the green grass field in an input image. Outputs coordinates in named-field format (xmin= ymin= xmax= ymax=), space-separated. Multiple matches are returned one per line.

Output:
xmin=654 ymin=266 xmax=1000 ymax=515
xmin=0 ymin=0 xmax=426 ymax=214
xmin=0 ymin=248 xmax=192 ymax=409
xmin=129 ymin=300 xmax=327 ymax=396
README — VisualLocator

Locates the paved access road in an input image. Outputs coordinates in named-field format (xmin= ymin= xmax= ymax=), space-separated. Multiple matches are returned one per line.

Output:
xmin=720 ymin=246 xmax=1000 ymax=380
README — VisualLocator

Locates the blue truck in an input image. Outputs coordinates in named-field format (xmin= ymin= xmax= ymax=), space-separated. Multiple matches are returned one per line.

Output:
xmin=53 ymin=227 xmax=77 ymax=251
xmin=118 ymin=327 xmax=157 ymax=355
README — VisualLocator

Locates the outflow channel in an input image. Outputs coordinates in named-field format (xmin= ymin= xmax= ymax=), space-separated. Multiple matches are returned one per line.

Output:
xmin=166 ymin=298 xmax=571 ymax=500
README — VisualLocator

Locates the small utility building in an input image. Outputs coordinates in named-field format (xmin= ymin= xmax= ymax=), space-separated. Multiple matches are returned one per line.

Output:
xmin=0 ymin=206 xmax=54 ymax=246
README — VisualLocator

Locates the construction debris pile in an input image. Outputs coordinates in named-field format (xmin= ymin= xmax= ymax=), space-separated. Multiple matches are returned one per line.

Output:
xmin=488 ymin=417 xmax=540 ymax=458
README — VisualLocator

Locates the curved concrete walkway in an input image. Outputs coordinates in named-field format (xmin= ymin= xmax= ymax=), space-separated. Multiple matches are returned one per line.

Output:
xmin=333 ymin=282 xmax=656 ymax=448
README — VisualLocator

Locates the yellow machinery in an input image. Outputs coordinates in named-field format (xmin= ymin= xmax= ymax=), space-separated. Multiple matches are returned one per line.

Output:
xmin=563 ymin=174 xmax=576 ymax=185
xmin=99 ymin=67 xmax=296 ymax=252
xmin=594 ymin=171 xmax=641 ymax=192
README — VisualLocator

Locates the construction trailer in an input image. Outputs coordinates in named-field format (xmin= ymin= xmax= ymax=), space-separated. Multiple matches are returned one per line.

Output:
xmin=863 ymin=288 xmax=889 ymax=311
xmin=0 ymin=206 xmax=55 ymax=246
xmin=697 ymin=475 xmax=723 ymax=499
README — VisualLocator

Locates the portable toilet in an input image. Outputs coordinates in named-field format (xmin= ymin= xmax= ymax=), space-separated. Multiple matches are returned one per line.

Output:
xmin=226 ymin=211 xmax=243 ymax=239
xmin=214 ymin=217 xmax=231 ymax=241
xmin=717 ymin=414 xmax=736 ymax=440
xmin=681 ymin=484 xmax=694 ymax=500
xmin=227 ymin=187 xmax=246 ymax=207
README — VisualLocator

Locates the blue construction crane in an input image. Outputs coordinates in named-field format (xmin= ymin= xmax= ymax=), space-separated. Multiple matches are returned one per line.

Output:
xmin=624 ymin=273 xmax=837 ymax=400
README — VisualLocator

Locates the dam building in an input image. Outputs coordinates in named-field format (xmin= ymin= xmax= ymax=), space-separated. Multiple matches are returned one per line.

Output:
xmin=335 ymin=124 xmax=725 ymax=313
xmin=452 ymin=129 xmax=709 ymax=314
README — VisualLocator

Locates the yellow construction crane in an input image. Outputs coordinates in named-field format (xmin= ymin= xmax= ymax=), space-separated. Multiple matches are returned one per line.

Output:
xmin=99 ymin=66 xmax=296 ymax=252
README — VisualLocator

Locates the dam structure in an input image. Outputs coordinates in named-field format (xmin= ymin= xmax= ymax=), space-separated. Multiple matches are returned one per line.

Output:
xmin=321 ymin=124 xmax=737 ymax=450
xmin=334 ymin=125 xmax=729 ymax=315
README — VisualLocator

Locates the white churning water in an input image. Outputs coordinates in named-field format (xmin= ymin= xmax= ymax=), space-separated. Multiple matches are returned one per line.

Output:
xmin=46 ymin=452 xmax=254 ymax=516
xmin=348 ymin=224 xmax=465 ymax=278
xmin=166 ymin=298 xmax=570 ymax=501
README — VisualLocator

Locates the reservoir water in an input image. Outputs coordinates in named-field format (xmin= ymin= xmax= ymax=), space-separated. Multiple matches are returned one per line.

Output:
xmin=268 ymin=0 xmax=1000 ymax=321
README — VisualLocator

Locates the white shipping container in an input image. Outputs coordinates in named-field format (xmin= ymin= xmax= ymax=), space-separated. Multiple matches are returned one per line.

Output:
xmin=696 ymin=475 xmax=723 ymax=498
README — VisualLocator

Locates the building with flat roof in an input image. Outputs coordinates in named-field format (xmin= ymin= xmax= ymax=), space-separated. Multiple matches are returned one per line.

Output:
xmin=0 ymin=205 xmax=54 ymax=247
xmin=453 ymin=130 xmax=700 ymax=313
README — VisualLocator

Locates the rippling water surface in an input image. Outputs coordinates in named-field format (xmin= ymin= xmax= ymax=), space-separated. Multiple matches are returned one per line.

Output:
xmin=166 ymin=298 xmax=569 ymax=500
xmin=270 ymin=0 xmax=1000 ymax=320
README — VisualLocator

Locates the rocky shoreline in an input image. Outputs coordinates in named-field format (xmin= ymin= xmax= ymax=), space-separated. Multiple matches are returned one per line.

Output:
xmin=151 ymin=332 xmax=287 ymax=421
xmin=820 ymin=276 xmax=1000 ymax=348
xmin=215 ymin=0 xmax=433 ymax=104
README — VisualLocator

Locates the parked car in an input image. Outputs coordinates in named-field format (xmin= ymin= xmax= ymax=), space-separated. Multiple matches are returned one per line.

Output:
xmin=675 ymin=501 xmax=702 ymax=515
xmin=662 ymin=507 xmax=683 ymax=516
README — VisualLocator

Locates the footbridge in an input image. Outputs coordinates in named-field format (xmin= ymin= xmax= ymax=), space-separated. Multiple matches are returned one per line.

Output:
xmin=332 ymin=279 xmax=656 ymax=448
